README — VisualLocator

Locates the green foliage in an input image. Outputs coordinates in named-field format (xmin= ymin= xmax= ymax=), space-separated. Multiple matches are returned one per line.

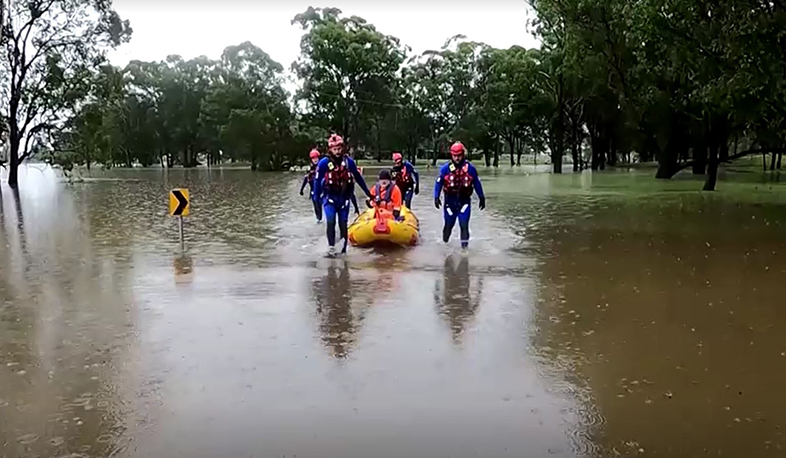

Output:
xmin=52 ymin=41 xmax=297 ymax=170
xmin=8 ymin=2 xmax=785 ymax=190
xmin=291 ymin=7 xmax=405 ymax=150
xmin=1 ymin=0 xmax=131 ymax=185
xmin=528 ymin=0 xmax=786 ymax=186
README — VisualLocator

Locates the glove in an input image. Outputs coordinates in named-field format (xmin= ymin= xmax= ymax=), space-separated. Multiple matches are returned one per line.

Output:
xmin=434 ymin=197 xmax=441 ymax=209
xmin=414 ymin=184 xmax=420 ymax=195
xmin=365 ymin=198 xmax=373 ymax=208
xmin=299 ymin=189 xmax=304 ymax=196
xmin=479 ymin=197 xmax=486 ymax=210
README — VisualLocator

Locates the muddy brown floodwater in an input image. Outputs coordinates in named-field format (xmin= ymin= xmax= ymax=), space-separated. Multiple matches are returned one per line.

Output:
xmin=1 ymin=165 xmax=786 ymax=458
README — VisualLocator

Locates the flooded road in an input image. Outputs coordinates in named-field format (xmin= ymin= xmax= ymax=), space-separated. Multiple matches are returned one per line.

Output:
xmin=2 ymin=165 xmax=786 ymax=457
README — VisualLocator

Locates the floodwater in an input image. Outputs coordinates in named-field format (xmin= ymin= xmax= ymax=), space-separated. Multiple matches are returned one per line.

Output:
xmin=1 ymin=164 xmax=786 ymax=458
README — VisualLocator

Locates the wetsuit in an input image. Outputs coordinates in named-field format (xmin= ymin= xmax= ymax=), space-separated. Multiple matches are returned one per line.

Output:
xmin=392 ymin=161 xmax=420 ymax=208
xmin=300 ymin=163 xmax=323 ymax=221
xmin=313 ymin=155 xmax=370 ymax=252
xmin=434 ymin=159 xmax=485 ymax=248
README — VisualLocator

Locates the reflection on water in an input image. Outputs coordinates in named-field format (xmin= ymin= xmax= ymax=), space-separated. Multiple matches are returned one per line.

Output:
xmin=435 ymin=255 xmax=483 ymax=343
xmin=511 ymin=173 xmax=786 ymax=457
xmin=311 ymin=260 xmax=364 ymax=358
xmin=0 ymin=167 xmax=135 ymax=458
xmin=173 ymin=254 xmax=194 ymax=282
xmin=2 ymin=164 xmax=786 ymax=457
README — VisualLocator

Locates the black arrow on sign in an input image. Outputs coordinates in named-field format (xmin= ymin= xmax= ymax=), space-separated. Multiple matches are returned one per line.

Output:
xmin=172 ymin=190 xmax=188 ymax=216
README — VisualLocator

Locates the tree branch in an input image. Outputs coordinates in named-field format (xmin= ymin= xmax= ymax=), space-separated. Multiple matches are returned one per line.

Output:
xmin=675 ymin=148 xmax=786 ymax=175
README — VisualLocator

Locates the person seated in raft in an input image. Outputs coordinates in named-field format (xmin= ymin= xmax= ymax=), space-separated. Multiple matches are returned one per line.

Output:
xmin=367 ymin=169 xmax=403 ymax=221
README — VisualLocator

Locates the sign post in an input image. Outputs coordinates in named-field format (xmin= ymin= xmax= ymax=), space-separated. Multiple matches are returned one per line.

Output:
xmin=169 ymin=188 xmax=190 ymax=251
xmin=178 ymin=216 xmax=184 ymax=251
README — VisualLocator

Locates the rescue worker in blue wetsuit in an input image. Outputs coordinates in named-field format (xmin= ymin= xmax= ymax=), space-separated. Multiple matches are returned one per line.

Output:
xmin=391 ymin=152 xmax=419 ymax=208
xmin=313 ymin=134 xmax=371 ymax=255
xmin=433 ymin=141 xmax=486 ymax=249
xmin=300 ymin=149 xmax=323 ymax=222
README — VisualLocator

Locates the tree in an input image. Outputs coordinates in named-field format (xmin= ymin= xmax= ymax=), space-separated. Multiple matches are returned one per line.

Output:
xmin=1 ymin=0 xmax=131 ymax=186
xmin=292 ymin=7 xmax=405 ymax=151
xmin=201 ymin=42 xmax=291 ymax=170
xmin=476 ymin=45 xmax=544 ymax=167
xmin=527 ymin=0 xmax=786 ymax=189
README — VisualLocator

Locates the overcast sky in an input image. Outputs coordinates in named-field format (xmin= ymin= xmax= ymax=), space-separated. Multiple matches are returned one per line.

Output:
xmin=108 ymin=0 xmax=540 ymax=79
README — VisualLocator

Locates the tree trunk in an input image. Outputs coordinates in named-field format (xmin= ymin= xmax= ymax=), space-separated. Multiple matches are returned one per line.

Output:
xmin=599 ymin=135 xmax=608 ymax=170
xmin=516 ymin=138 xmax=523 ymax=166
xmin=553 ymin=77 xmax=565 ymax=174
xmin=251 ymin=148 xmax=258 ymax=171
xmin=704 ymin=143 xmax=719 ymax=191
xmin=763 ymin=153 xmax=768 ymax=171
xmin=8 ymin=133 xmax=20 ymax=187
xmin=720 ymin=138 xmax=729 ymax=162
xmin=493 ymin=138 xmax=500 ymax=168
xmin=551 ymin=121 xmax=564 ymax=173
xmin=692 ymin=144 xmax=707 ymax=175
xmin=777 ymin=152 xmax=783 ymax=170
xmin=571 ymin=138 xmax=579 ymax=172
xmin=183 ymin=145 xmax=198 ymax=168
xmin=655 ymin=154 xmax=679 ymax=179
xmin=552 ymin=147 xmax=563 ymax=173
xmin=590 ymin=122 xmax=601 ymax=171
xmin=508 ymin=137 xmax=515 ymax=166
xmin=607 ymin=134 xmax=617 ymax=167
xmin=571 ymin=118 xmax=580 ymax=171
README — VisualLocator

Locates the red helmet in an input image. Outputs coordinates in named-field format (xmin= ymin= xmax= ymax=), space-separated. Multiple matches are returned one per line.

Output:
xmin=328 ymin=134 xmax=344 ymax=148
xmin=309 ymin=149 xmax=320 ymax=159
xmin=450 ymin=142 xmax=466 ymax=155
xmin=392 ymin=152 xmax=403 ymax=162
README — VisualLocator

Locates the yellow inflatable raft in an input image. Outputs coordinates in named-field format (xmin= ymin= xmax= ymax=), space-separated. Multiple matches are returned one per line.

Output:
xmin=348 ymin=207 xmax=419 ymax=247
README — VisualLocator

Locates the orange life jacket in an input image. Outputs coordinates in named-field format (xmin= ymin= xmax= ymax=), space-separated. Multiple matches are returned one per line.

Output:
xmin=371 ymin=182 xmax=402 ymax=215
xmin=373 ymin=183 xmax=395 ymax=210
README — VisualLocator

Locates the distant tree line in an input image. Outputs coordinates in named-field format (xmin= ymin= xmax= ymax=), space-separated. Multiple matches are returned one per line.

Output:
xmin=2 ymin=1 xmax=785 ymax=190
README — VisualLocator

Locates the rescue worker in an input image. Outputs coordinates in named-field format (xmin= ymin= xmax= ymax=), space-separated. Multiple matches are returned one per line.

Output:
xmin=313 ymin=134 xmax=371 ymax=255
xmin=391 ymin=152 xmax=419 ymax=208
xmin=300 ymin=149 xmax=323 ymax=222
xmin=368 ymin=169 xmax=403 ymax=221
xmin=434 ymin=141 xmax=486 ymax=249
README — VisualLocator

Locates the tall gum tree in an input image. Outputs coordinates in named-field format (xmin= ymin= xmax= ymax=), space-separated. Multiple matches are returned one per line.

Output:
xmin=1 ymin=0 xmax=131 ymax=186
